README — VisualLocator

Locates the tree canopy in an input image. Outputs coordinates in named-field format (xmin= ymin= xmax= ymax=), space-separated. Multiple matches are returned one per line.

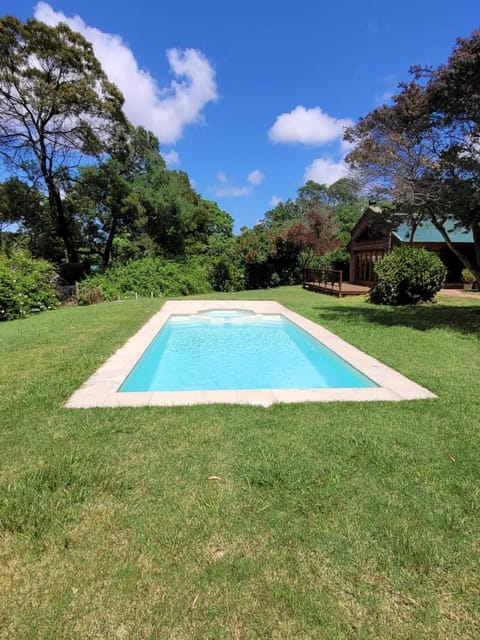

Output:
xmin=0 ymin=15 xmax=127 ymax=261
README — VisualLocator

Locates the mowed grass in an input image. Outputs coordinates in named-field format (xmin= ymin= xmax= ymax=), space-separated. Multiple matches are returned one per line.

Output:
xmin=0 ymin=287 xmax=479 ymax=639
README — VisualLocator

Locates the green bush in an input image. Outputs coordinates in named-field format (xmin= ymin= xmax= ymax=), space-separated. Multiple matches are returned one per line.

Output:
xmin=207 ymin=258 xmax=244 ymax=292
xmin=78 ymin=257 xmax=212 ymax=302
xmin=0 ymin=251 xmax=58 ymax=320
xmin=369 ymin=246 xmax=446 ymax=306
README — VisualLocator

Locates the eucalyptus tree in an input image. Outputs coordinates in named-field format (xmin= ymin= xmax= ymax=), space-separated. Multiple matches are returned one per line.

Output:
xmin=0 ymin=15 xmax=127 ymax=262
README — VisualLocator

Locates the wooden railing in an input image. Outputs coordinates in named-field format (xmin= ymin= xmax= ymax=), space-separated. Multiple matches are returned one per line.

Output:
xmin=303 ymin=268 xmax=343 ymax=292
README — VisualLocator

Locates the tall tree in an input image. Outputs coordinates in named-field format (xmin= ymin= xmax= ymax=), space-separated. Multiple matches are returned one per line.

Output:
xmin=0 ymin=16 xmax=126 ymax=262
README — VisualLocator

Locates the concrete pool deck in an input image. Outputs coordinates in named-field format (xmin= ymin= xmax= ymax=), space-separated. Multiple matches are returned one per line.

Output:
xmin=66 ymin=300 xmax=437 ymax=408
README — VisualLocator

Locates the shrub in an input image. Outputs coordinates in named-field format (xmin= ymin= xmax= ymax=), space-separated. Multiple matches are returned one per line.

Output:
xmin=0 ymin=251 xmax=58 ymax=320
xmin=78 ymin=257 xmax=212 ymax=302
xmin=76 ymin=285 xmax=103 ymax=306
xmin=369 ymin=246 xmax=446 ymax=306
xmin=207 ymin=258 xmax=244 ymax=292
xmin=461 ymin=268 xmax=475 ymax=285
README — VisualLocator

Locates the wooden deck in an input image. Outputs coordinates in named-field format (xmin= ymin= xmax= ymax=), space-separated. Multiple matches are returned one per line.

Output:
xmin=302 ymin=268 xmax=370 ymax=297
xmin=303 ymin=281 xmax=370 ymax=297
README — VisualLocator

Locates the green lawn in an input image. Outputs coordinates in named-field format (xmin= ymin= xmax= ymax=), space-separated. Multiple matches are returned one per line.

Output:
xmin=1 ymin=287 xmax=479 ymax=639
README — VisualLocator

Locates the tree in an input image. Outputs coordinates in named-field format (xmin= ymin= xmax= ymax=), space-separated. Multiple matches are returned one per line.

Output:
xmin=65 ymin=126 xmax=160 ymax=266
xmin=0 ymin=16 xmax=126 ymax=262
xmin=345 ymin=30 xmax=480 ymax=286
xmin=0 ymin=178 xmax=36 ymax=248
xmin=260 ymin=199 xmax=300 ymax=231
xmin=284 ymin=205 xmax=340 ymax=271
xmin=296 ymin=180 xmax=331 ymax=211
xmin=0 ymin=177 xmax=62 ymax=257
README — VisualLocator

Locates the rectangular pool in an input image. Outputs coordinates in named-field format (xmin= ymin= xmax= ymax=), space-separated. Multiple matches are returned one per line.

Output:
xmin=66 ymin=300 xmax=436 ymax=407
xmin=120 ymin=312 xmax=377 ymax=392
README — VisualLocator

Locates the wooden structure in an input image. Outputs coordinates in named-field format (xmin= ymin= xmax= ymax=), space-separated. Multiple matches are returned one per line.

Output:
xmin=348 ymin=205 xmax=476 ymax=286
xmin=303 ymin=268 xmax=370 ymax=297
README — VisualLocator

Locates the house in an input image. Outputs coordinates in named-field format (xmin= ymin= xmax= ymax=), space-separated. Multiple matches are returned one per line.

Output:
xmin=347 ymin=205 xmax=475 ymax=286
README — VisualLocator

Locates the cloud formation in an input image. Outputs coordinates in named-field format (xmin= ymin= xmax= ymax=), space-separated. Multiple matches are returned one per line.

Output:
xmin=247 ymin=170 xmax=265 ymax=185
xmin=162 ymin=150 xmax=180 ymax=166
xmin=34 ymin=2 xmax=218 ymax=144
xmin=268 ymin=106 xmax=352 ymax=145
xmin=269 ymin=196 xmax=281 ymax=207
xmin=304 ymin=157 xmax=348 ymax=186
xmin=209 ymin=170 xmax=265 ymax=198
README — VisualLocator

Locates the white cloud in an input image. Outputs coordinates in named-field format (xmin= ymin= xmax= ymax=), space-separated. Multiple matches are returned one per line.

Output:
xmin=304 ymin=157 xmax=348 ymax=186
xmin=209 ymin=172 xmax=252 ymax=197
xmin=34 ymin=2 xmax=218 ymax=144
xmin=212 ymin=185 xmax=252 ymax=198
xmin=209 ymin=169 xmax=265 ymax=198
xmin=247 ymin=170 xmax=265 ymax=185
xmin=268 ymin=106 xmax=353 ymax=145
xmin=269 ymin=196 xmax=281 ymax=207
xmin=163 ymin=150 xmax=180 ymax=166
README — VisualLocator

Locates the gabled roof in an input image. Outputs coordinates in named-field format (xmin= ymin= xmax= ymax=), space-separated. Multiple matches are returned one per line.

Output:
xmin=393 ymin=219 xmax=473 ymax=244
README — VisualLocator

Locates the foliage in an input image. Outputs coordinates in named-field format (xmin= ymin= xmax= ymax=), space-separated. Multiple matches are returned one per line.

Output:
xmin=369 ymin=246 xmax=446 ymax=305
xmin=262 ymin=179 xmax=364 ymax=235
xmin=62 ymin=127 xmax=235 ymax=266
xmin=345 ymin=29 xmax=480 ymax=286
xmin=76 ymin=285 xmax=103 ymax=306
xmin=284 ymin=205 xmax=341 ymax=269
xmin=0 ymin=177 xmax=65 ymax=260
xmin=461 ymin=268 xmax=476 ymax=284
xmin=207 ymin=257 xmax=244 ymax=292
xmin=236 ymin=181 xmax=358 ymax=289
xmin=0 ymin=15 xmax=127 ymax=262
xmin=78 ymin=257 xmax=212 ymax=301
xmin=0 ymin=251 xmax=58 ymax=320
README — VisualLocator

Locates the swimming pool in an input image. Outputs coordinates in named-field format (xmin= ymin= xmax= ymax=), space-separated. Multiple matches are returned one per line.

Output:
xmin=119 ymin=311 xmax=377 ymax=392
xmin=66 ymin=300 xmax=436 ymax=407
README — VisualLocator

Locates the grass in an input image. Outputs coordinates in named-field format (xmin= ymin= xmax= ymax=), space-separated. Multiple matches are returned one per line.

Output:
xmin=0 ymin=287 xmax=479 ymax=639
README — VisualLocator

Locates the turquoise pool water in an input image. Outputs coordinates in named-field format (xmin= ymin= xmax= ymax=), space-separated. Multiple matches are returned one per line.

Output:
xmin=119 ymin=311 xmax=377 ymax=392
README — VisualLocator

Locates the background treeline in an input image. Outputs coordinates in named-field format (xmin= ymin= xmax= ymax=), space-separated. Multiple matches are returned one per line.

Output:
xmin=0 ymin=167 xmax=365 ymax=313
xmin=0 ymin=15 xmax=363 ymax=319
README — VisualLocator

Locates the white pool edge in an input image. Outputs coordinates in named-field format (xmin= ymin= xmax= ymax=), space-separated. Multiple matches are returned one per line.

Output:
xmin=66 ymin=300 xmax=437 ymax=408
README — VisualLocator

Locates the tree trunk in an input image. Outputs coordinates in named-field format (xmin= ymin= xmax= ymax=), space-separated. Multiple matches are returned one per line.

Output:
xmin=102 ymin=214 xmax=118 ymax=267
xmin=38 ymin=136 xmax=78 ymax=263
xmin=46 ymin=181 xmax=78 ymax=263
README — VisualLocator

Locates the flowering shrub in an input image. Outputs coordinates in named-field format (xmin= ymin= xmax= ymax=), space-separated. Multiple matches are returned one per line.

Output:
xmin=0 ymin=252 xmax=58 ymax=320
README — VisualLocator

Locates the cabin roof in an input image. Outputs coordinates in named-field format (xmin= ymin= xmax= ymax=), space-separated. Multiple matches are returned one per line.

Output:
xmin=392 ymin=219 xmax=473 ymax=244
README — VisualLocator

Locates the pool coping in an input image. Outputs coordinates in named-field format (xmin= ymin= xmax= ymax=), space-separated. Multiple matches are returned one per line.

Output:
xmin=66 ymin=300 xmax=437 ymax=408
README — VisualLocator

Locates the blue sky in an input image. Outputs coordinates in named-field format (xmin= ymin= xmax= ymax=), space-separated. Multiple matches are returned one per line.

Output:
xmin=2 ymin=1 xmax=479 ymax=231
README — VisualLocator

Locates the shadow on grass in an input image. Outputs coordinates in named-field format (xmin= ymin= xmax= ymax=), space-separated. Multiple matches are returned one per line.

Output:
xmin=314 ymin=302 xmax=480 ymax=339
